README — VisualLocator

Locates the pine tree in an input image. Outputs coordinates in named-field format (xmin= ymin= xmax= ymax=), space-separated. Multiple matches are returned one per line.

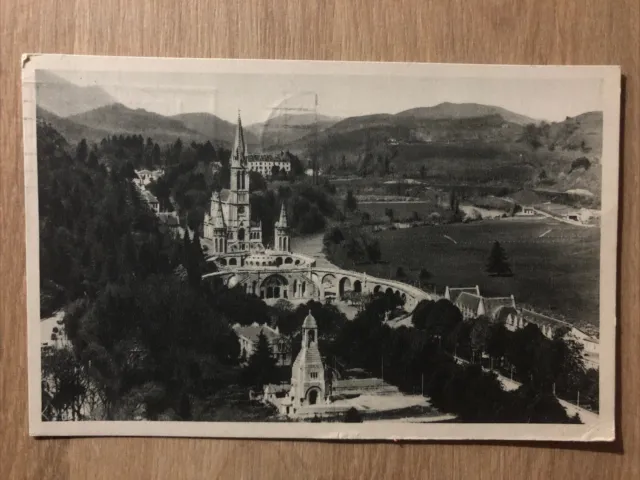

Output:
xmin=486 ymin=241 xmax=513 ymax=277
xmin=419 ymin=268 xmax=431 ymax=284
xmin=245 ymin=330 xmax=277 ymax=388
xmin=76 ymin=139 xmax=88 ymax=164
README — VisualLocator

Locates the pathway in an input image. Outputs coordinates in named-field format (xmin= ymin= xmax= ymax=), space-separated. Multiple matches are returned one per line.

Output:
xmin=290 ymin=234 xmax=338 ymax=268
xmin=453 ymin=356 xmax=598 ymax=424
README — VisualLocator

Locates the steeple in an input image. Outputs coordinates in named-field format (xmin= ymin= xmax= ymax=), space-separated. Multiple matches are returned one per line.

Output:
xmin=231 ymin=110 xmax=247 ymax=167
xmin=274 ymin=201 xmax=290 ymax=252
xmin=276 ymin=202 xmax=288 ymax=228
xmin=213 ymin=196 xmax=226 ymax=229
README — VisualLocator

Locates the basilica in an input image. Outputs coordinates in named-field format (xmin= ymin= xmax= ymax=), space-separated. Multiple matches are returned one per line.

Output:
xmin=203 ymin=112 xmax=291 ymax=262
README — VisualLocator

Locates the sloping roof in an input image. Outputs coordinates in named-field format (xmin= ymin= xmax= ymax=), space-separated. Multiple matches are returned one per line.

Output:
xmin=447 ymin=286 xmax=480 ymax=303
xmin=455 ymin=292 xmax=483 ymax=313
xmin=142 ymin=190 xmax=158 ymax=203
xmin=483 ymin=296 xmax=516 ymax=316
xmin=232 ymin=323 xmax=280 ymax=344
xmin=293 ymin=343 xmax=323 ymax=370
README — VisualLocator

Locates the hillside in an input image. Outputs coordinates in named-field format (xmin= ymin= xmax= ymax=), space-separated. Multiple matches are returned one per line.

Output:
xmin=35 ymin=70 xmax=115 ymax=117
xmin=67 ymin=103 xmax=207 ymax=144
xmin=36 ymin=107 xmax=113 ymax=145
xmin=246 ymin=113 xmax=341 ymax=151
xmin=396 ymin=102 xmax=538 ymax=125
xmin=171 ymin=112 xmax=260 ymax=148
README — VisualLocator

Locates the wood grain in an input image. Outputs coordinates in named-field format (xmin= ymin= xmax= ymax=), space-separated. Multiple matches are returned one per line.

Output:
xmin=1 ymin=0 xmax=638 ymax=478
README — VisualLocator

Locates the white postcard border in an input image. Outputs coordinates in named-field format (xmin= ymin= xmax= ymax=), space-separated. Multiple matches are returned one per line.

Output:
xmin=22 ymin=54 xmax=621 ymax=441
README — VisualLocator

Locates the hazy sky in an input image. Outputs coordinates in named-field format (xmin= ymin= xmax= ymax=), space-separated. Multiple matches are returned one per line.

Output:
xmin=50 ymin=69 xmax=603 ymax=125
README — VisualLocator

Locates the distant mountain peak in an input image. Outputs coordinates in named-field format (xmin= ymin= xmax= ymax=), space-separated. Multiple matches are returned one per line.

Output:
xmin=35 ymin=71 xmax=116 ymax=117
xmin=395 ymin=102 xmax=538 ymax=125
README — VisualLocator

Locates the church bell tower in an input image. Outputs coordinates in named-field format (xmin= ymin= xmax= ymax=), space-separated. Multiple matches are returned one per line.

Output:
xmin=274 ymin=202 xmax=290 ymax=252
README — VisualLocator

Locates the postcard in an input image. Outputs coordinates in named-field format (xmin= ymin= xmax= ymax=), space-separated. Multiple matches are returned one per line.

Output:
xmin=22 ymin=54 xmax=620 ymax=441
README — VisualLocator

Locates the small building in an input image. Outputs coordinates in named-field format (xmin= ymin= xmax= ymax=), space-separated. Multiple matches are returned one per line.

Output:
xmin=246 ymin=152 xmax=291 ymax=177
xmin=232 ymin=322 xmax=291 ymax=366
xmin=453 ymin=291 xmax=516 ymax=321
xmin=289 ymin=312 xmax=327 ymax=408
xmin=140 ymin=190 xmax=160 ymax=213
xmin=516 ymin=205 xmax=536 ymax=216
xmin=157 ymin=212 xmax=180 ymax=230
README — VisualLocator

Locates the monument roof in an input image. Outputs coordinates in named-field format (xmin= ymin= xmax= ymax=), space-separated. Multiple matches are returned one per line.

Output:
xmin=302 ymin=311 xmax=317 ymax=329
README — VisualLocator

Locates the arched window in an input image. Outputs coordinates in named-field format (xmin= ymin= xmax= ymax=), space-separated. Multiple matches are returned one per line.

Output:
xmin=238 ymin=228 xmax=245 ymax=241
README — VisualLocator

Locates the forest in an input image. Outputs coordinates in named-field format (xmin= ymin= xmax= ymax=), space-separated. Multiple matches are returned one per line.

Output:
xmin=38 ymin=120 xmax=595 ymax=424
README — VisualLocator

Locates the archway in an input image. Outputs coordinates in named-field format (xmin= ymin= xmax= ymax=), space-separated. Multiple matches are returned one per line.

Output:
xmin=353 ymin=280 xmax=362 ymax=293
xmin=284 ymin=257 xmax=293 ymax=264
xmin=262 ymin=274 xmax=289 ymax=300
xmin=339 ymin=277 xmax=352 ymax=297
xmin=322 ymin=274 xmax=337 ymax=297
xmin=275 ymin=257 xmax=283 ymax=267
xmin=385 ymin=287 xmax=393 ymax=295
xmin=229 ymin=258 xmax=237 ymax=266
xmin=307 ymin=388 xmax=320 ymax=405
xmin=373 ymin=285 xmax=381 ymax=294
xmin=219 ymin=258 xmax=227 ymax=266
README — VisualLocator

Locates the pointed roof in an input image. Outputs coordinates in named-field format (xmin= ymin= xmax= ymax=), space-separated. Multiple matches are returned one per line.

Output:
xmin=231 ymin=110 xmax=247 ymax=166
xmin=213 ymin=196 xmax=226 ymax=229
xmin=302 ymin=310 xmax=317 ymax=329
xmin=276 ymin=202 xmax=288 ymax=228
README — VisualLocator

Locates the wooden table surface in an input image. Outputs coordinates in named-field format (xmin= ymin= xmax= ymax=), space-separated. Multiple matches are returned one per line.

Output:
xmin=1 ymin=1 xmax=639 ymax=478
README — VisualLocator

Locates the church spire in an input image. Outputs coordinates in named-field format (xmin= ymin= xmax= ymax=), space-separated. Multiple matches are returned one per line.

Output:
xmin=276 ymin=202 xmax=288 ymax=228
xmin=213 ymin=195 xmax=226 ymax=229
xmin=231 ymin=110 xmax=247 ymax=167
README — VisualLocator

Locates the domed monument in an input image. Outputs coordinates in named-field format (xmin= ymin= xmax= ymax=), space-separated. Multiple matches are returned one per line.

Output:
xmin=289 ymin=311 xmax=327 ymax=408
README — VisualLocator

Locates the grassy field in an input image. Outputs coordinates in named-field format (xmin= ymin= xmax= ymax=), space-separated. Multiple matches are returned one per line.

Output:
xmin=340 ymin=217 xmax=601 ymax=327
xmin=358 ymin=201 xmax=442 ymax=222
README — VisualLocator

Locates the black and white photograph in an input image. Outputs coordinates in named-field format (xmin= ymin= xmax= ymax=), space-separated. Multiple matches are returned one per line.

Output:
xmin=22 ymin=55 xmax=620 ymax=441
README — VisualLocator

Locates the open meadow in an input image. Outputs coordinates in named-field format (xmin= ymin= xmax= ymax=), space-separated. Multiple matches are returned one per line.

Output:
xmin=345 ymin=217 xmax=600 ymax=327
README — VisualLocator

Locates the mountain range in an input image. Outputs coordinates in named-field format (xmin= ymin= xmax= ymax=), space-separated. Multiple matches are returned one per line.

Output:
xmin=34 ymin=74 xmax=603 ymax=196
xmin=35 ymin=71 xmax=116 ymax=117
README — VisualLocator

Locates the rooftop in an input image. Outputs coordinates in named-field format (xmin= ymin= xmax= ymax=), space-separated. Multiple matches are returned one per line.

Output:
xmin=302 ymin=311 xmax=317 ymax=329
xmin=454 ymin=292 xmax=483 ymax=313
xmin=447 ymin=286 xmax=480 ymax=303
xmin=232 ymin=322 xmax=281 ymax=344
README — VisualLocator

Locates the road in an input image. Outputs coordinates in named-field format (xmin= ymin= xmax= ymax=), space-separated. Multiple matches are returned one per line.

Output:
xmin=453 ymin=356 xmax=598 ymax=424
